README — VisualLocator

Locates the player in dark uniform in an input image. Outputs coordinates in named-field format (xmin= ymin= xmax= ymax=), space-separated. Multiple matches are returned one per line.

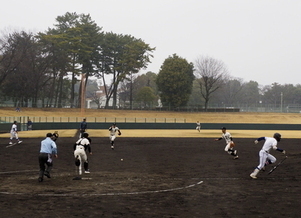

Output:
xmin=79 ymin=118 xmax=87 ymax=138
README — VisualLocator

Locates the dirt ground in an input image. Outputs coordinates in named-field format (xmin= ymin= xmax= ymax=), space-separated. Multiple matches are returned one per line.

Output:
xmin=0 ymin=133 xmax=300 ymax=218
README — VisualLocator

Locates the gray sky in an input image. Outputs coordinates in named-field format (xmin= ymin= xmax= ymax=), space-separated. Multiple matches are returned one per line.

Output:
xmin=1 ymin=0 xmax=301 ymax=86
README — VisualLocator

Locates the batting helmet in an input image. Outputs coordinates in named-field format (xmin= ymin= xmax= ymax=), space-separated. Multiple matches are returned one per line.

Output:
xmin=273 ymin=133 xmax=281 ymax=142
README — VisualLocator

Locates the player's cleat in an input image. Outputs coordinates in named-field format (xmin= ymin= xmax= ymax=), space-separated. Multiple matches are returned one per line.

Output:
xmin=44 ymin=172 xmax=51 ymax=178
xmin=38 ymin=177 xmax=43 ymax=182
xmin=111 ymin=145 xmax=114 ymax=150
xmin=250 ymin=168 xmax=260 ymax=179
xmin=234 ymin=155 xmax=239 ymax=159
xmin=250 ymin=174 xmax=257 ymax=179
xmin=84 ymin=170 xmax=90 ymax=174
xmin=17 ymin=140 xmax=22 ymax=144
xmin=9 ymin=142 xmax=13 ymax=145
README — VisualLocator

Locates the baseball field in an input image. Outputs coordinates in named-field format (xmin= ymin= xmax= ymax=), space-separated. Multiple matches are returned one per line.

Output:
xmin=0 ymin=108 xmax=300 ymax=217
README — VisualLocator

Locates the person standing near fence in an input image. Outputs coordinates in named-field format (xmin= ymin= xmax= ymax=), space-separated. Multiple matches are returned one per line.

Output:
xmin=79 ymin=118 xmax=87 ymax=138
xmin=9 ymin=121 xmax=22 ymax=145
xmin=38 ymin=133 xmax=58 ymax=182
xmin=27 ymin=119 xmax=33 ymax=131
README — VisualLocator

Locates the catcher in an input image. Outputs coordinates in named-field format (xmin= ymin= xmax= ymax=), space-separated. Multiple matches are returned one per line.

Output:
xmin=73 ymin=132 xmax=92 ymax=175
xmin=51 ymin=131 xmax=59 ymax=142
xmin=214 ymin=127 xmax=238 ymax=159
xmin=109 ymin=123 xmax=121 ymax=150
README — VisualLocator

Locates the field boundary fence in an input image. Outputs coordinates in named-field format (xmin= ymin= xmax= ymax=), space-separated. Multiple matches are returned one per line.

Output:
xmin=0 ymin=116 xmax=186 ymax=124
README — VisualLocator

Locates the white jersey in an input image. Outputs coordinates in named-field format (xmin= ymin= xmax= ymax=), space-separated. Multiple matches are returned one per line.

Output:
xmin=222 ymin=132 xmax=232 ymax=144
xmin=76 ymin=138 xmax=90 ymax=146
xmin=261 ymin=137 xmax=278 ymax=153
xmin=109 ymin=126 xmax=119 ymax=136
xmin=10 ymin=124 xmax=17 ymax=133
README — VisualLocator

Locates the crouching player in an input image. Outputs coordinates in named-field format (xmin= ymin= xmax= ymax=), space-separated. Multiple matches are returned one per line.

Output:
xmin=74 ymin=132 xmax=92 ymax=175
xmin=214 ymin=127 xmax=238 ymax=159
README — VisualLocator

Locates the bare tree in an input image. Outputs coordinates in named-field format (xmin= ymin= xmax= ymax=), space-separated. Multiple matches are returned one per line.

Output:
xmin=194 ymin=56 xmax=229 ymax=110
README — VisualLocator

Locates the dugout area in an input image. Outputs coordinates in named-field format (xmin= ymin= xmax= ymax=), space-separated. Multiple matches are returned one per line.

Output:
xmin=0 ymin=136 xmax=300 ymax=217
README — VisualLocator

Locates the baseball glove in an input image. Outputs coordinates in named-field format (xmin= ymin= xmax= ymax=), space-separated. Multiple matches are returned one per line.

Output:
xmin=118 ymin=132 xmax=122 ymax=136
xmin=75 ymin=159 xmax=80 ymax=166
xmin=230 ymin=141 xmax=235 ymax=148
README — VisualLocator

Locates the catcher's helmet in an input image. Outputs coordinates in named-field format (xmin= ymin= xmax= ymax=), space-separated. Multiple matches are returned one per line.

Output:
xmin=82 ymin=132 xmax=89 ymax=138
xmin=273 ymin=133 xmax=281 ymax=142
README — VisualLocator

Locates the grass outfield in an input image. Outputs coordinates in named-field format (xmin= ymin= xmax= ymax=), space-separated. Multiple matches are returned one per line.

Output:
xmin=1 ymin=107 xmax=301 ymax=123
xmin=0 ymin=129 xmax=300 ymax=139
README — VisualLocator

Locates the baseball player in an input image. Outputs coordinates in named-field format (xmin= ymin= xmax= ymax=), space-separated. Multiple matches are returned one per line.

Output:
xmin=214 ymin=127 xmax=238 ymax=159
xmin=74 ymin=132 xmax=92 ymax=174
xmin=9 ymin=121 xmax=22 ymax=145
xmin=109 ymin=123 xmax=121 ymax=150
xmin=51 ymin=131 xmax=59 ymax=142
xmin=196 ymin=121 xmax=201 ymax=132
xmin=250 ymin=133 xmax=286 ymax=179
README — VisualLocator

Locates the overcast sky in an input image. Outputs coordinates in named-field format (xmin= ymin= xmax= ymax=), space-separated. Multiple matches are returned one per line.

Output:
xmin=1 ymin=0 xmax=301 ymax=86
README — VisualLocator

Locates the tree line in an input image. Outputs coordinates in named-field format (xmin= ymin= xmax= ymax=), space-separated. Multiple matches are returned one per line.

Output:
xmin=126 ymin=55 xmax=301 ymax=111
xmin=0 ymin=12 xmax=154 ymax=108
xmin=1 ymin=12 xmax=300 ymax=111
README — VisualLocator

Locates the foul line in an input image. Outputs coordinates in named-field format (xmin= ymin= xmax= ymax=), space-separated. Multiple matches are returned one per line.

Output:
xmin=0 ymin=181 xmax=203 ymax=197
xmin=0 ymin=170 xmax=37 ymax=175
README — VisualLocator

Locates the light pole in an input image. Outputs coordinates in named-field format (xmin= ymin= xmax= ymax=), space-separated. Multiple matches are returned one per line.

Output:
xmin=281 ymin=92 xmax=283 ymax=113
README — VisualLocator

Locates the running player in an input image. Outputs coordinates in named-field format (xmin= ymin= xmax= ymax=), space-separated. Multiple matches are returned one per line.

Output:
xmin=109 ymin=123 xmax=121 ymax=150
xmin=196 ymin=121 xmax=201 ymax=132
xmin=74 ymin=132 xmax=92 ymax=174
xmin=250 ymin=133 xmax=286 ymax=179
xmin=9 ymin=121 xmax=22 ymax=145
xmin=214 ymin=127 xmax=238 ymax=159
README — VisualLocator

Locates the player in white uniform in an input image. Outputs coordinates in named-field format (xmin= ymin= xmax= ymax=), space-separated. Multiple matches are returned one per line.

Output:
xmin=9 ymin=121 xmax=22 ymax=145
xmin=215 ymin=127 xmax=238 ymax=159
xmin=74 ymin=132 xmax=92 ymax=175
xmin=250 ymin=133 xmax=285 ymax=179
xmin=196 ymin=121 xmax=201 ymax=132
xmin=109 ymin=123 xmax=121 ymax=150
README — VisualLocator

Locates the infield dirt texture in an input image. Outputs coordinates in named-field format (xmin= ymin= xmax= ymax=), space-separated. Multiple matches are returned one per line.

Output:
xmin=0 ymin=109 xmax=300 ymax=217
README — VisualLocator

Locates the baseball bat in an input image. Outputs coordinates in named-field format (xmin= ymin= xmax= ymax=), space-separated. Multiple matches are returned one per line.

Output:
xmin=268 ymin=156 xmax=288 ymax=175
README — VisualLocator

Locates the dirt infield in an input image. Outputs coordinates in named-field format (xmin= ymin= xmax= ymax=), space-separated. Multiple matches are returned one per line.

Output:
xmin=0 ymin=134 xmax=300 ymax=217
